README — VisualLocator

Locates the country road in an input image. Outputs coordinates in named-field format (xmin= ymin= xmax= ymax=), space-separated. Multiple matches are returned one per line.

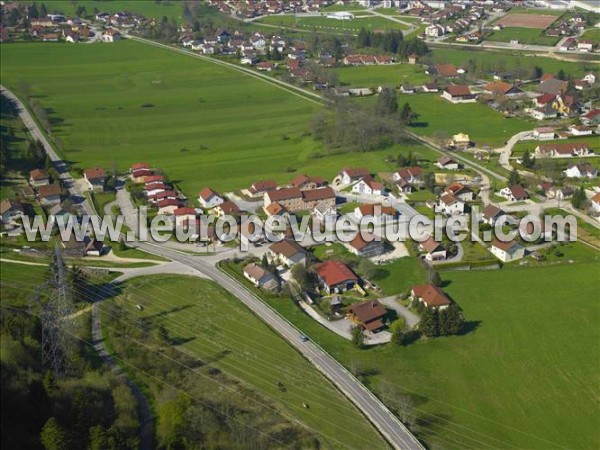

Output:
xmin=2 ymin=85 xmax=424 ymax=450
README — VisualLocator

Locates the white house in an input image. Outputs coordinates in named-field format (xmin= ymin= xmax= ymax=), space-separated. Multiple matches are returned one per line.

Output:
xmin=437 ymin=193 xmax=465 ymax=215
xmin=490 ymin=239 xmax=525 ymax=262
xmin=83 ymin=167 xmax=106 ymax=192
xmin=444 ymin=183 xmax=474 ymax=202
xmin=340 ymin=167 xmax=370 ymax=185
xmin=568 ymin=125 xmax=593 ymax=136
xmin=563 ymin=163 xmax=598 ymax=178
xmin=354 ymin=204 xmax=399 ymax=224
xmin=480 ymin=204 xmax=505 ymax=225
xmin=419 ymin=236 xmax=447 ymax=261
xmin=352 ymin=178 xmax=385 ymax=196
xmin=425 ymin=24 xmax=445 ymax=38
xmin=243 ymin=263 xmax=278 ymax=290
xmin=102 ymin=28 xmax=121 ymax=42
xmin=499 ymin=185 xmax=529 ymax=201
xmin=198 ymin=187 xmax=224 ymax=209
xmin=436 ymin=156 xmax=460 ymax=170
xmin=268 ymin=240 xmax=307 ymax=267
xmin=533 ymin=127 xmax=555 ymax=140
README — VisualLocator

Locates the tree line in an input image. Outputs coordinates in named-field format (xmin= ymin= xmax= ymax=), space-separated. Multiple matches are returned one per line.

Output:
xmin=356 ymin=29 xmax=429 ymax=60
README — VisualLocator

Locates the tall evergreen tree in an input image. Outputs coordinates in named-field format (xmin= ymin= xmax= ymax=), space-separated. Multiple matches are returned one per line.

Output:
xmin=421 ymin=308 xmax=439 ymax=337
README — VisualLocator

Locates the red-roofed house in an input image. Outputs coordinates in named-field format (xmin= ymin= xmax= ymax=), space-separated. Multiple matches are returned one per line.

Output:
xmin=83 ymin=167 xmax=106 ymax=192
xmin=411 ymin=284 xmax=452 ymax=309
xmin=340 ymin=167 xmax=370 ymax=185
xmin=348 ymin=300 xmax=387 ymax=333
xmin=198 ymin=187 xmax=224 ymax=209
xmin=490 ymin=239 xmax=525 ymax=262
xmin=246 ymin=180 xmax=278 ymax=198
xmin=442 ymin=85 xmax=476 ymax=103
xmin=419 ymin=236 xmax=447 ymax=261
xmin=29 ymin=169 xmax=50 ymax=187
xmin=346 ymin=233 xmax=386 ymax=258
xmin=351 ymin=177 xmax=385 ymax=196
xmin=315 ymin=261 xmax=359 ymax=294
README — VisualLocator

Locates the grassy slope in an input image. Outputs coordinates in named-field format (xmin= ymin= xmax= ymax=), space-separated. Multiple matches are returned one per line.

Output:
xmin=512 ymin=135 xmax=599 ymax=156
xmin=256 ymin=14 xmax=408 ymax=33
xmin=0 ymin=41 xmax=435 ymax=196
xmin=107 ymin=275 xmax=388 ymax=449
xmin=581 ymin=28 xmax=600 ymax=44
xmin=241 ymin=258 xmax=600 ymax=449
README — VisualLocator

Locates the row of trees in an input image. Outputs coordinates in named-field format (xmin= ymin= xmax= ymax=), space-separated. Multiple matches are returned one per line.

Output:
xmin=420 ymin=304 xmax=465 ymax=337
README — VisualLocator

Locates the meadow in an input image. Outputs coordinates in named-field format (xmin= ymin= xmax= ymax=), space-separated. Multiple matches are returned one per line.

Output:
xmin=511 ymin=135 xmax=599 ymax=157
xmin=427 ymin=46 xmax=592 ymax=78
xmin=486 ymin=27 xmax=561 ymax=46
xmin=404 ymin=95 xmax=531 ymax=147
xmin=102 ymin=274 xmax=387 ymax=449
xmin=255 ymin=13 xmax=409 ymax=33
xmin=334 ymin=63 xmax=429 ymax=87
xmin=1 ymin=41 xmax=442 ymax=197
xmin=581 ymin=28 xmax=600 ymax=44
xmin=225 ymin=258 xmax=600 ymax=450
xmin=38 ymin=0 xmax=184 ymax=22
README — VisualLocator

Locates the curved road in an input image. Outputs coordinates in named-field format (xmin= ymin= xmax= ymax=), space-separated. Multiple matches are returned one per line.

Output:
xmin=2 ymin=85 xmax=423 ymax=450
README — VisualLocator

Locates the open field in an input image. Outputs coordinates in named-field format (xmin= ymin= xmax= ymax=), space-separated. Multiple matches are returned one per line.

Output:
xmin=225 ymin=259 xmax=600 ymax=449
xmin=404 ymin=95 xmax=531 ymax=147
xmin=103 ymin=275 xmax=387 ymax=449
xmin=1 ymin=41 xmax=439 ymax=196
xmin=255 ymin=13 xmax=409 ymax=33
xmin=427 ymin=47 xmax=592 ymax=78
xmin=496 ymin=13 xmax=559 ymax=29
xmin=486 ymin=27 xmax=561 ymax=46
xmin=581 ymin=28 xmax=600 ymax=44
xmin=334 ymin=63 xmax=429 ymax=87
xmin=36 ymin=0 xmax=184 ymax=22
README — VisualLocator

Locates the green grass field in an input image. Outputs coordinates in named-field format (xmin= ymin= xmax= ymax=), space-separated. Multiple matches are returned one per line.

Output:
xmin=103 ymin=275 xmax=387 ymax=449
xmin=581 ymin=28 xmax=600 ymax=44
xmin=37 ymin=0 xmax=184 ymax=22
xmin=256 ymin=13 xmax=408 ymax=33
xmin=334 ymin=63 xmax=429 ymax=87
xmin=486 ymin=27 xmax=561 ymax=46
xmin=0 ymin=41 xmax=439 ymax=196
xmin=428 ymin=47 xmax=591 ymax=78
xmin=227 ymin=258 xmax=600 ymax=449
xmin=405 ymin=95 xmax=531 ymax=147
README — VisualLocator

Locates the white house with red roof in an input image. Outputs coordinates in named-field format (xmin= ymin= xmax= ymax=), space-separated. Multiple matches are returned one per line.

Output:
xmin=490 ymin=239 xmax=525 ymax=262
xmin=351 ymin=177 xmax=385 ymax=196
xmin=315 ymin=260 xmax=359 ymax=294
xmin=410 ymin=284 xmax=452 ymax=309
xmin=339 ymin=167 xmax=370 ymax=185
xmin=198 ymin=187 xmax=224 ymax=209
xmin=419 ymin=236 xmax=447 ymax=261
xmin=83 ymin=167 xmax=106 ymax=192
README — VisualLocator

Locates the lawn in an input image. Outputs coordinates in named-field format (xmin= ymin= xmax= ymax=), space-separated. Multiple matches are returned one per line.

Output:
xmin=405 ymin=95 xmax=531 ymax=147
xmin=228 ymin=260 xmax=600 ymax=449
xmin=427 ymin=47 xmax=590 ymax=79
xmin=486 ymin=27 xmax=561 ymax=46
xmin=36 ymin=0 xmax=184 ymax=22
xmin=581 ymin=28 xmax=600 ymax=44
xmin=334 ymin=63 xmax=429 ymax=88
xmin=256 ymin=13 xmax=408 ymax=33
xmin=103 ymin=275 xmax=388 ymax=449
xmin=0 ymin=41 xmax=437 ymax=197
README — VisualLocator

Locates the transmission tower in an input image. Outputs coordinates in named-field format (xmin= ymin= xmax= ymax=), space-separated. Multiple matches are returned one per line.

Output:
xmin=34 ymin=246 xmax=76 ymax=376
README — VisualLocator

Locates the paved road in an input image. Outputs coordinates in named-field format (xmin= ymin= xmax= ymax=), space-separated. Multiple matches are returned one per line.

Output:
xmin=134 ymin=242 xmax=424 ymax=450
xmin=2 ymin=85 xmax=424 ymax=450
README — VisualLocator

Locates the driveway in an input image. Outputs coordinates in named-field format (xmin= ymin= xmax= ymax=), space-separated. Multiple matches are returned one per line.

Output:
xmin=376 ymin=296 xmax=420 ymax=329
